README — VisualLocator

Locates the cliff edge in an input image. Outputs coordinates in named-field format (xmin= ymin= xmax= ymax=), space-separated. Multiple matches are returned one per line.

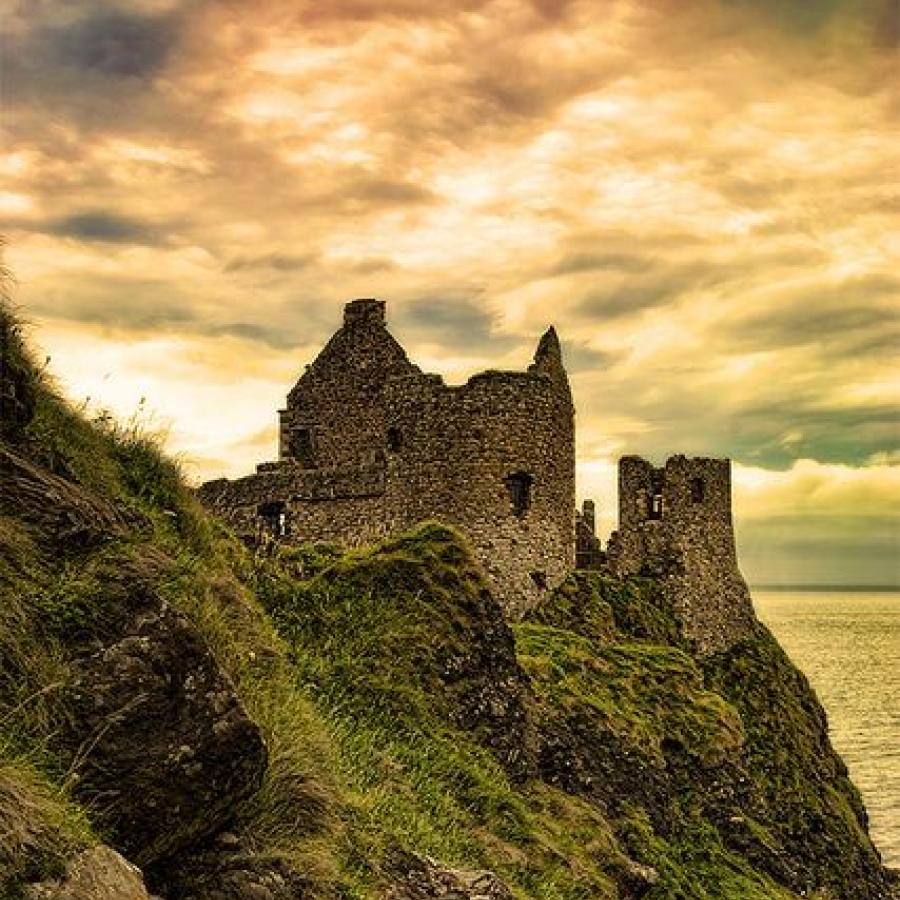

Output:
xmin=1 ymin=305 xmax=897 ymax=899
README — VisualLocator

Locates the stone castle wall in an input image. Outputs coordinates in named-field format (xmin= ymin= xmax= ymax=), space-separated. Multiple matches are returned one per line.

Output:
xmin=199 ymin=300 xmax=575 ymax=617
xmin=198 ymin=461 xmax=394 ymax=547
xmin=380 ymin=355 xmax=575 ymax=616
xmin=278 ymin=300 xmax=421 ymax=469
xmin=575 ymin=500 xmax=604 ymax=570
xmin=607 ymin=455 xmax=757 ymax=655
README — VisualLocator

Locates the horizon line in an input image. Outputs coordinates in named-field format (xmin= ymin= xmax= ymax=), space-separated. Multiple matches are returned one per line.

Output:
xmin=750 ymin=584 xmax=900 ymax=592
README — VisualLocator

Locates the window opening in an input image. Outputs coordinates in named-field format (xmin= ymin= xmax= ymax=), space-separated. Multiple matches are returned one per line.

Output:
xmin=387 ymin=426 xmax=402 ymax=452
xmin=505 ymin=472 xmax=533 ymax=517
xmin=530 ymin=571 xmax=548 ymax=590
xmin=258 ymin=501 xmax=287 ymax=538
xmin=690 ymin=477 xmax=705 ymax=504
xmin=290 ymin=428 xmax=315 ymax=467
xmin=648 ymin=470 xmax=665 ymax=520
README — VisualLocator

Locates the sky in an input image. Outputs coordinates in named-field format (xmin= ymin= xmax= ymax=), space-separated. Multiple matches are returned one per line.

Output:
xmin=1 ymin=0 xmax=898 ymax=585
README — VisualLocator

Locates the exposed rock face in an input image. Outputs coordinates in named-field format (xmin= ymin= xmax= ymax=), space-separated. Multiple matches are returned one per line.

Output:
xmin=0 ymin=414 xmax=269 ymax=872
xmin=384 ymin=851 xmax=513 ymax=900
xmin=24 ymin=846 xmax=153 ymax=900
xmin=524 ymin=574 xmax=897 ymax=900
xmin=151 ymin=834 xmax=317 ymax=900
xmin=703 ymin=629 xmax=897 ymax=899
xmin=58 ymin=602 xmax=267 ymax=866
xmin=0 ymin=446 xmax=130 ymax=551
xmin=426 ymin=571 xmax=536 ymax=782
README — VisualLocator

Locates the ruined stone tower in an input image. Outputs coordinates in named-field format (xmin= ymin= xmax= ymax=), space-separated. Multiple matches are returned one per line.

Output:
xmin=606 ymin=455 xmax=757 ymax=654
xmin=199 ymin=299 xmax=576 ymax=616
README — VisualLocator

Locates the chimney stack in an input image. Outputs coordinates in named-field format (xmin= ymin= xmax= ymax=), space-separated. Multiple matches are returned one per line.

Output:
xmin=344 ymin=298 xmax=386 ymax=328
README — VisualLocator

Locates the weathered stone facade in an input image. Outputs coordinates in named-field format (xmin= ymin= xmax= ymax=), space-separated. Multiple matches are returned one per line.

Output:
xmin=606 ymin=455 xmax=757 ymax=654
xmin=200 ymin=300 xmax=758 ymax=641
xmin=199 ymin=299 xmax=575 ymax=616
xmin=575 ymin=499 xmax=604 ymax=570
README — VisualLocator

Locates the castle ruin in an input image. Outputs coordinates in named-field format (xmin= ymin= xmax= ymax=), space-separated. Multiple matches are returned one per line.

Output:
xmin=606 ymin=455 xmax=757 ymax=653
xmin=199 ymin=299 xmax=575 ymax=616
xmin=200 ymin=298 xmax=757 ymax=649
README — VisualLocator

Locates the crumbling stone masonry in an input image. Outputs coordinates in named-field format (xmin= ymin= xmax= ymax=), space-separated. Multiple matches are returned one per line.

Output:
xmin=606 ymin=455 xmax=757 ymax=655
xmin=199 ymin=299 xmax=575 ymax=616
xmin=575 ymin=500 xmax=604 ymax=570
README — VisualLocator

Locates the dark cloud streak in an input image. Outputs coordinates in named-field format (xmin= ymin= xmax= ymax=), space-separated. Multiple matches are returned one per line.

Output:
xmin=46 ymin=9 xmax=182 ymax=79
xmin=44 ymin=211 xmax=171 ymax=246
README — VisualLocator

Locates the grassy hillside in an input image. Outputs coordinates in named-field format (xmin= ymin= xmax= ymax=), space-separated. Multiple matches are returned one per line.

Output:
xmin=0 ymin=305 xmax=894 ymax=899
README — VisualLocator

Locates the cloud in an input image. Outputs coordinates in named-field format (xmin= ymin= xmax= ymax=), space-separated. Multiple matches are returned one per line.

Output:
xmin=44 ymin=211 xmax=170 ymax=245
xmin=224 ymin=252 xmax=316 ymax=273
xmin=45 ymin=9 xmax=182 ymax=78
xmin=562 ymin=341 xmax=619 ymax=374
xmin=549 ymin=250 xmax=653 ymax=278
xmin=734 ymin=458 xmax=900 ymax=519
xmin=574 ymin=274 xmax=687 ymax=320
xmin=723 ymin=0 xmax=895 ymax=40
xmin=26 ymin=279 xmax=196 ymax=331
xmin=725 ymin=275 xmax=899 ymax=352
xmin=207 ymin=322 xmax=304 ymax=350
xmin=354 ymin=177 xmax=434 ymax=206
xmin=393 ymin=292 xmax=523 ymax=356
xmin=732 ymin=457 xmax=900 ymax=585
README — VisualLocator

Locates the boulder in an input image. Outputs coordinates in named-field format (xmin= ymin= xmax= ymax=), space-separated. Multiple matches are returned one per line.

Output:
xmin=24 ymin=846 xmax=155 ymax=900
xmin=0 ymin=446 xmax=130 ymax=552
xmin=58 ymin=604 xmax=267 ymax=866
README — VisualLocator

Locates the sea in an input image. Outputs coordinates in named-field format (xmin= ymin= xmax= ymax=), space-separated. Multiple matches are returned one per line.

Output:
xmin=753 ymin=589 xmax=900 ymax=870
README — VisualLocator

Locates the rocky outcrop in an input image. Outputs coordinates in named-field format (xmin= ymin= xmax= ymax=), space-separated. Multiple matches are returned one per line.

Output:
xmin=384 ymin=852 xmax=513 ymax=900
xmin=427 ymin=568 xmax=536 ymax=782
xmin=0 ymin=446 xmax=130 ymax=551
xmin=24 ymin=846 xmax=154 ymax=900
xmin=0 ymin=410 xmax=269 ymax=872
xmin=57 ymin=602 xmax=267 ymax=866
xmin=150 ymin=833 xmax=318 ymax=900
xmin=264 ymin=526 xmax=536 ymax=782
xmin=523 ymin=574 xmax=896 ymax=900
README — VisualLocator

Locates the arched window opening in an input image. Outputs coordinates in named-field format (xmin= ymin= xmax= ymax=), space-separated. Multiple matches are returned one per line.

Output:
xmin=648 ymin=491 xmax=663 ymax=520
xmin=258 ymin=500 xmax=288 ymax=538
xmin=505 ymin=472 xmax=533 ymax=517
xmin=387 ymin=426 xmax=402 ymax=452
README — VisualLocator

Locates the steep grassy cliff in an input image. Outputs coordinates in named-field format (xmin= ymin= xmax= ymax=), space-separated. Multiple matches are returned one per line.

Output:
xmin=0 ymin=306 xmax=896 ymax=899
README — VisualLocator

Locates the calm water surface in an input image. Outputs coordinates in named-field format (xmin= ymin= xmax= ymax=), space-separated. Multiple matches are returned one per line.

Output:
xmin=753 ymin=590 xmax=900 ymax=869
